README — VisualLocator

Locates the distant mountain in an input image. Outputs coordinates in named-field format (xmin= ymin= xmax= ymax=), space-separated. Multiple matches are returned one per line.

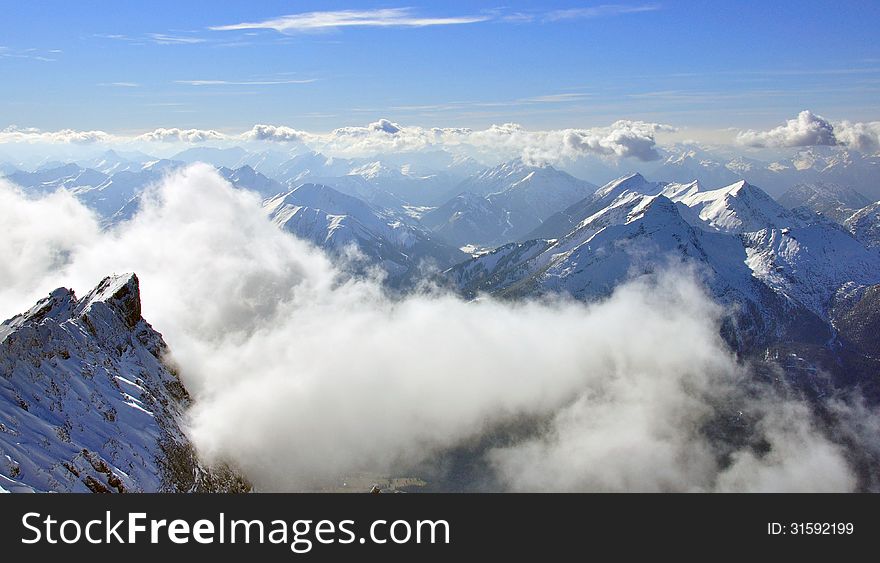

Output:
xmin=78 ymin=150 xmax=153 ymax=175
xmin=777 ymin=182 xmax=871 ymax=224
xmin=218 ymin=165 xmax=284 ymax=197
xmin=346 ymin=160 xmax=457 ymax=207
xmin=140 ymin=158 xmax=185 ymax=173
xmin=232 ymin=149 xmax=294 ymax=178
xmin=274 ymin=151 xmax=354 ymax=184
xmin=77 ymin=169 xmax=165 ymax=219
xmin=652 ymin=146 xmax=742 ymax=187
xmin=646 ymin=145 xmax=880 ymax=200
xmin=0 ymin=274 xmax=248 ymax=493
xmin=171 ymin=146 xmax=249 ymax=169
xmin=264 ymin=183 xmax=466 ymax=281
xmin=6 ymin=163 xmax=108 ymax=195
xmin=420 ymin=192 xmax=510 ymax=248
xmin=422 ymin=159 xmax=597 ymax=247
xmin=300 ymin=174 xmax=407 ymax=211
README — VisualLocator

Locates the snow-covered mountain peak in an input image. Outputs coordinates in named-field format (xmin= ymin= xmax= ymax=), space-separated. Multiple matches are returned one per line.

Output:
xmin=473 ymin=159 xmax=513 ymax=180
xmin=592 ymin=172 xmax=659 ymax=199
xmin=674 ymin=179 xmax=796 ymax=233
xmin=349 ymin=160 xmax=401 ymax=180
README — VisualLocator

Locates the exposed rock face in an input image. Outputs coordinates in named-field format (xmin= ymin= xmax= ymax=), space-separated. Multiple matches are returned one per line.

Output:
xmin=833 ymin=283 xmax=880 ymax=359
xmin=0 ymin=273 xmax=249 ymax=493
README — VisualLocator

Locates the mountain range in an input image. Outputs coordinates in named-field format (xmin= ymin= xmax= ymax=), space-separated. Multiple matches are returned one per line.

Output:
xmin=3 ymin=146 xmax=880 ymax=491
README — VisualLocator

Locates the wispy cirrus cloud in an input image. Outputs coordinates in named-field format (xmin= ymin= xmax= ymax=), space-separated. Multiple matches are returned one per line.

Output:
xmin=175 ymin=78 xmax=318 ymax=86
xmin=0 ymin=46 xmax=58 ymax=62
xmin=148 ymin=33 xmax=207 ymax=45
xmin=208 ymin=5 xmax=662 ymax=34
xmin=544 ymin=4 xmax=662 ymax=21
xmin=209 ymin=8 xmax=491 ymax=33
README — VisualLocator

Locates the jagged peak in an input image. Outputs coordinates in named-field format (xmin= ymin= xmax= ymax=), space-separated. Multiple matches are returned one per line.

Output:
xmin=726 ymin=179 xmax=751 ymax=194
xmin=76 ymin=273 xmax=142 ymax=329
xmin=593 ymin=172 xmax=651 ymax=199
xmin=234 ymin=164 xmax=257 ymax=175
xmin=683 ymin=179 xmax=758 ymax=205
xmin=607 ymin=172 xmax=647 ymax=189
xmin=2 ymin=287 xmax=77 ymax=331
xmin=2 ymin=273 xmax=143 ymax=338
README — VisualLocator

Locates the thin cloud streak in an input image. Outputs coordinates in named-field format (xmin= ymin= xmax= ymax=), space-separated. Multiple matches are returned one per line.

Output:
xmin=148 ymin=33 xmax=207 ymax=45
xmin=175 ymin=79 xmax=318 ymax=86
xmin=209 ymin=6 xmax=662 ymax=34
xmin=544 ymin=4 xmax=662 ymax=21
xmin=210 ymin=8 xmax=490 ymax=33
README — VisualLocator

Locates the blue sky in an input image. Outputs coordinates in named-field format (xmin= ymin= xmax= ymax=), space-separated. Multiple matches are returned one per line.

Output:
xmin=2 ymin=1 xmax=879 ymax=137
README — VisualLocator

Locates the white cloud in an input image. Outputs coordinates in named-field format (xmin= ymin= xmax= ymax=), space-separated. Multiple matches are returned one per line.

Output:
xmin=210 ymin=8 xmax=489 ymax=33
xmin=0 ymin=126 xmax=113 ymax=144
xmin=0 ymin=181 xmax=101 ymax=317
xmin=244 ymin=119 xmax=671 ymax=163
xmin=736 ymin=110 xmax=880 ymax=153
xmin=241 ymin=124 xmax=307 ymax=143
xmin=1 ymin=166 xmax=874 ymax=492
xmin=0 ymin=118 xmax=668 ymax=160
xmin=834 ymin=120 xmax=880 ymax=153
xmin=736 ymin=110 xmax=838 ymax=148
xmin=135 ymin=127 xmax=227 ymax=143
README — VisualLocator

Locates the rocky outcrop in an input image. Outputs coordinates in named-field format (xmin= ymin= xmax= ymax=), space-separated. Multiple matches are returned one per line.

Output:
xmin=0 ymin=273 xmax=249 ymax=493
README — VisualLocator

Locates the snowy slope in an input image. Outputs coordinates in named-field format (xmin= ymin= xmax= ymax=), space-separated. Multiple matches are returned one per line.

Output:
xmin=528 ymin=173 xmax=666 ymax=240
xmin=264 ymin=184 xmax=465 ymax=278
xmin=742 ymin=223 xmax=880 ymax=316
xmin=671 ymin=180 xmax=799 ymax=233
xmin=0 ymin=274 xmax=248 ymax=493
xmin=845 ymin=201 xmax=880 ymax=249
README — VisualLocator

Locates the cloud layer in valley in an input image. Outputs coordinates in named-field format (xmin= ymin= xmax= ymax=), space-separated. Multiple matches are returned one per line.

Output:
xmin=0 ymin=166 xmax=876 ymax=491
